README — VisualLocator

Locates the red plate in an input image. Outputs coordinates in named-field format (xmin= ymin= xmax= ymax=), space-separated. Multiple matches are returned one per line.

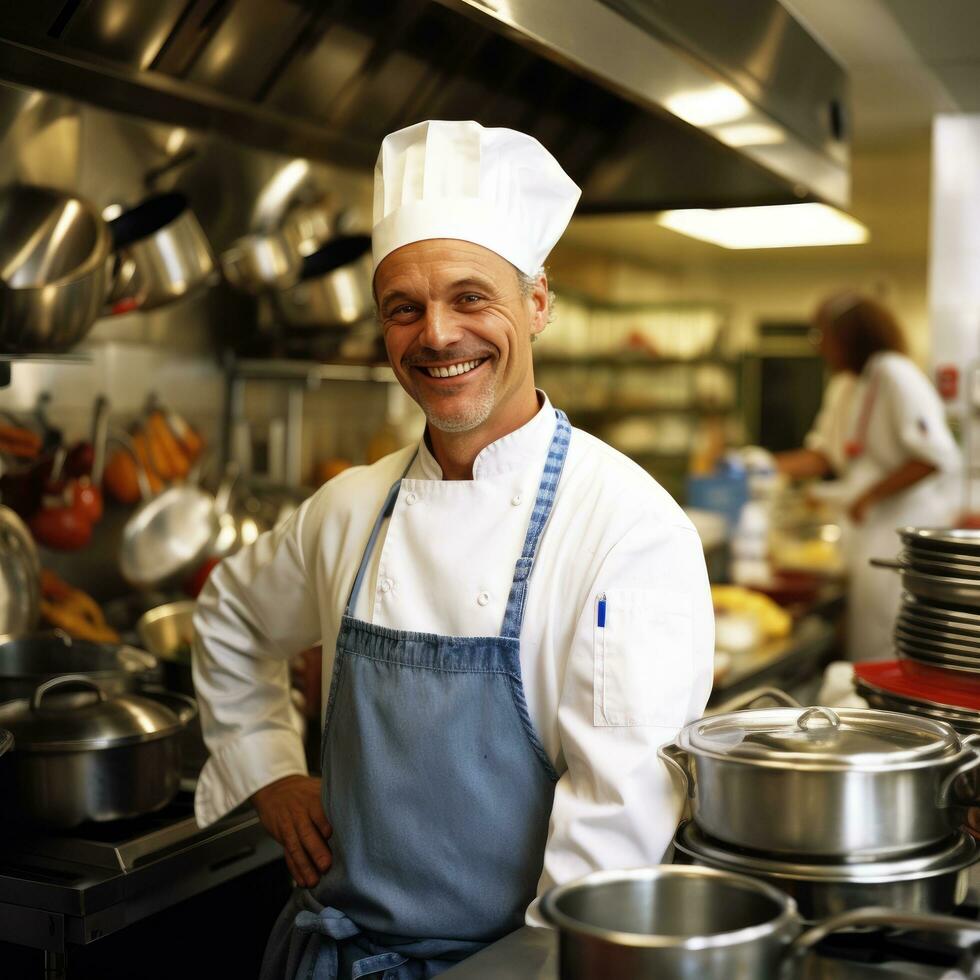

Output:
xmin=855 ymin=659 xmax=980 ymax=712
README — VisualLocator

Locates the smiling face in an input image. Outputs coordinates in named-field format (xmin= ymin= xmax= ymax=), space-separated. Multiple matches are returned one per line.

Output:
xmin=375 ymin=239 xmax=549 ymax=436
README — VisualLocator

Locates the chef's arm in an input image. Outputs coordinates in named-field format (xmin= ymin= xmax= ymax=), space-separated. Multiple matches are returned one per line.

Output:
xmin=529 ymin=518 xmax=714 ymax=922
xmin=774 ymin=447 xmax=832 ymax=480
xmin=192 ymin=500 xmax=322 ymax=828
xmin=849 ymin=458 xmax=937 ymax=523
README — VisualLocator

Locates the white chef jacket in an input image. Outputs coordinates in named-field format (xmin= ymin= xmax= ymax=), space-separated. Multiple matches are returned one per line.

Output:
xmin=192 ymin=392 xmax=714 ymax=916
xmin=804 ymin=353 xmax=961 ymax=660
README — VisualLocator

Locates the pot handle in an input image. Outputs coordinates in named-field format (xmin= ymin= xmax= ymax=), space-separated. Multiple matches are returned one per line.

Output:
xmin=796 ymin=706 xmax=840 ymax=731
xmin=32 ymin=674 xmax=107 ymax=711
xmin=117 ymin=645 xmax=159 ymax=673
xmin=870 ymin=557 xmax=903 ymax=569
xmin=938 ymin=732 xmax=980 ymax=808
xmin=792 ymin=907 xmax=977 ymax=959
xmin=710 ymin=687 xmax=801 ymax=713
xmin=658 ymin=742 xmax=693 ymax=798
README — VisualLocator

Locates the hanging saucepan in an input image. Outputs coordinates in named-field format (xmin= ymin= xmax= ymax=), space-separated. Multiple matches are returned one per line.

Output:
xmin=221 ymin=229 xmax=302 ymax=293
xmin=871 ymin=557 xmax=980 ymax=609
xmin=0 ymin=674 xmax=196 ymax=827
xmin=105 ymin=192 xmax=215 ymax=313
xmin=540 ymin=865 xmax=980 ymax=980
xmin=0 ymin=632 xmax=159 ymax=701
xmin=0 ymin=184 xmax=112 ymax=353
xmin=672 ymin=821 xmax=976 ymax=921
xmin=659 ymin=705 xmax=980 ymax=859
xmin=275 ymin=234 xmax=373 ymax=328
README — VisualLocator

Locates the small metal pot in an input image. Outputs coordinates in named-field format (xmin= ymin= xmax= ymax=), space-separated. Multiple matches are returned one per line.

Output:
xmin=136 ymin=600 xmax=195 ymax=695
xmin=276 ymin=234 xmax=373 ymax=328
xmin=0 ymin=184 xmax=112 ymax=353
xmin=106 ymin=192 xmax=215 ymax=313
xmin=0 ymin=674 xmax=196 ymax=827
xmin=221 ymin=230 xmax=302 ymax=293
xmin=659 ymin=706 xmax=980 ymax=859
xmin=540 ymin=865 xmax=979 ymax=980
xmin=0 ymin=632 xmax=159 ymax=701
xmin=672 ymin=821 xmax=976 ymax=921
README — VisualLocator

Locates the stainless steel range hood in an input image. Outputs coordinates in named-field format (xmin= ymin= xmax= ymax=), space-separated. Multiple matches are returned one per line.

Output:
xmin=0 ymin=0 xmax=849 ymax=212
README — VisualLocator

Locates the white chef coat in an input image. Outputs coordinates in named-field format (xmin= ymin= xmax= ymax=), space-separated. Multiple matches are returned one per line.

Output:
xmin=805 ymin=352 xmax=961 ymax=660
xmin=192 ymin=392 xmax=714 ymax=917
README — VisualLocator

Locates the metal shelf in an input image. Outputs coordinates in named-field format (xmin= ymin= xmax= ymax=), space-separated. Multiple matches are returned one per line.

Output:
xmin=231 ymin=358 xmax=397 ymax=387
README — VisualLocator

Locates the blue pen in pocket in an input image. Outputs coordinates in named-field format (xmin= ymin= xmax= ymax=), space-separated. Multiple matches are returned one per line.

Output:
xmin=597 ymin=593 xmax=606 ymax=628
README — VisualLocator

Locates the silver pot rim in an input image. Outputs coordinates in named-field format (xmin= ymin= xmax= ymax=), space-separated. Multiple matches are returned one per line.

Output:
xmin=674 ymin=822 xmax=978 ymax=884
xmin=540 ymin=865 xmax=798 ymax=950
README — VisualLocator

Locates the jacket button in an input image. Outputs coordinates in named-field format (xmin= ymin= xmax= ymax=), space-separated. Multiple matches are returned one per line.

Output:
xmin=477 ymin=592 xmax=490 ymax=606
xmin=405 ymin=492 xmax=418 ymax=505
xmin=511 ymin=494 xmax=522 ymax=506
xmin=380 ymin=579 xmax=392 ymax=594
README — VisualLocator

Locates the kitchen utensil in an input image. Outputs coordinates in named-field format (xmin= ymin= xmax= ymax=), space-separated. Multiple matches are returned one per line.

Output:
xmin=0 ymin=674 xmax=196 ymax=827
xmin=899 ymin=610 xmax=980 ymax=641
xmin=856 ymin=682 xmax=980 ymax=737
xmin=136 ymin=599 xmax=196 ymax=695
xmin=539 ymin=865 xmax=979 ymax=980
xmin=672 ymin=821 xmax=976 ymax=921
xmin=276 ymin=234 xmax=373 ymax=328
xmin=29 ymin=446 xmax=94 ymax=551
xmin=896 ymin=624 xmax=980 ymax=658
xmin=0 ymin=632 xmax=158 ymax=701
xmin=900 ymin=528 xmax=980 ymax=557
xmin=854 ymin=660 xmax=980 ymax=714
xmin=0 ymin=184 xmax=112 ymax=353
xmin=659 ymin=706 xmax=980 ymax=858
xmin=905 ymin=554 xmax=980 ymax=579
xmin=871 ymin=559 xmax=980 ymax=609
xmin=0 ymin=504 xmax=41 ymax=639
xmin=106 ymin=192 xmax=215 ymax=313
xmin=904 ymin=593 xmax=980 ymax=625
xmin=896 ymin=641 xmax=980 ymax=676
xmin=221 ymin=230 xmax=302 ymax=292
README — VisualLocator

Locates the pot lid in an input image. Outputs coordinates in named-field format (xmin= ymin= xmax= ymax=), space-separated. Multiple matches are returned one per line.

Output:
xmin=684 ymin=706 xmax=960 ymax=766
xmin=0 ymin=674 xmax=193 ymax=751
xmin=856 ymin=659 xmax=980 ymax=713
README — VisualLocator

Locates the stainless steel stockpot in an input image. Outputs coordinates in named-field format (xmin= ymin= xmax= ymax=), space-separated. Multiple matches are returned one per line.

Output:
xmin=0 ymin=674 xmax=196 ymax=827
xmin=540 ymin=865 xmax=978 ymax=980
xmin=0 ymin=632 xmax=159 ymax=701
xmin=660 ymin=706 xmax=980 ymax=859
xmin=673 ymin=821 xmax=977 ymax=921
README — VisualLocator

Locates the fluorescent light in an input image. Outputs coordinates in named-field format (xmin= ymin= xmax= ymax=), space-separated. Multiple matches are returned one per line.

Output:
xmin=657 ymin=204 xmax=870 ymax=249
xmin=665 ymin=85 xmax=751 ymax=128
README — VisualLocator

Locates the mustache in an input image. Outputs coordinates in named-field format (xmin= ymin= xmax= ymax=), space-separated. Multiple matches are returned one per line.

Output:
xmin=402 ymin=348 xmax=497 ymax=367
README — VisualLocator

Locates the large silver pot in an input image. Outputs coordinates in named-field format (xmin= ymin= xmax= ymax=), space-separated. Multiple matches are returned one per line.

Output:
xmin=540 ymin=865 xmax=978 ymax=980
xmin=673 ymin=821 xmax=976 ymax=921
xmin=0 ymin=674 xmax=195 ymax=828
xmin=276 ymin=234 xmax=373 ymax=328
xmin=0 ymin=184 xmax=112 ymax=352
xmin=0 ymin=504 xmax=41 ymax=639
xmin=659 ymin=706 xmax=980 ymax=859
xmin=0 ymin=632 xmax=158 ymax=701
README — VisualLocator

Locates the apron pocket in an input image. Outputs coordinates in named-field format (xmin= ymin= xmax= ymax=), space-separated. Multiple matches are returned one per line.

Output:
xmin=594 ymin=588 xmax=694 ymax=728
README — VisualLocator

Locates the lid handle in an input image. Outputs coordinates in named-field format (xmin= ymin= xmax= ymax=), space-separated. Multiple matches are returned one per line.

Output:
xmin=796 ymin=706 xmax=840 ymax=732
xmin=31 ymin=674 xmax=108 ymax=712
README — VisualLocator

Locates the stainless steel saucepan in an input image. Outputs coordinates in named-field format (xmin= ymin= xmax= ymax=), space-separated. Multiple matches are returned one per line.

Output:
xmin=872 ymin=557 xmax=980 ymax=609
xmin=540 ymin=865 xmax=979 ymax=980
xmin=659 ymin=705 xmax=980 ymax=858
xmin=0 ymin=184 xmax=112 ymax=352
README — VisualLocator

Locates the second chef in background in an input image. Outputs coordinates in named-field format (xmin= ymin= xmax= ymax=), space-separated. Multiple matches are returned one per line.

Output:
xmin=191 ymin=120 xmax=713 ymax=977
xmin=777 ymin=292 xmax=961 ymax=661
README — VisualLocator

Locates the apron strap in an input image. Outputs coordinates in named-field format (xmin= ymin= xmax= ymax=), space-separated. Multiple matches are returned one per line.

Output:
xmin=500 ymin=410 xmax=572 ymax=640
xmin=345 ymin=454 xmax=417 ymax=615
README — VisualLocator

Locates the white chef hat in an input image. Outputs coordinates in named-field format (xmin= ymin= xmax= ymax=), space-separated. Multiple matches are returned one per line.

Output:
xmin=372 ymin=120 xmax=581 ymax=276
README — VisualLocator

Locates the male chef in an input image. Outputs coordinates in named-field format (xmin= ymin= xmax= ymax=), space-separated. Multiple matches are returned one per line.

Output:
xmin=192 ymin=120 xmax=713 ymax=979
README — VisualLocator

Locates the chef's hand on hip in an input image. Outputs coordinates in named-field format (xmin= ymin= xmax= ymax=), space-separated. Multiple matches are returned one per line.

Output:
xmin=252 ymin=775 xmax=332 ymax=888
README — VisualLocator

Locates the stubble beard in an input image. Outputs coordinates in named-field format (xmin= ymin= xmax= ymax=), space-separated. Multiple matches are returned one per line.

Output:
xmin=417 ymin=372 xmax=498 ymax=433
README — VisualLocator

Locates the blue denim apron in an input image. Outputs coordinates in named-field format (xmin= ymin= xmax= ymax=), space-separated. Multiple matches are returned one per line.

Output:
xmin=260 ymin=411 xmax=571 ymax=980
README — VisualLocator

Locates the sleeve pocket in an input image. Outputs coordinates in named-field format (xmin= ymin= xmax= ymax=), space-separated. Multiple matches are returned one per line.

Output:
xmin=594 ymin=587 xmax=694 ymax=728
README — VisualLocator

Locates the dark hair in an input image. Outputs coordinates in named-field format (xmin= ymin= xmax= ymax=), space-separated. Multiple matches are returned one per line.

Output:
xmin=815 ymin=293 xmax=908 ymax=373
